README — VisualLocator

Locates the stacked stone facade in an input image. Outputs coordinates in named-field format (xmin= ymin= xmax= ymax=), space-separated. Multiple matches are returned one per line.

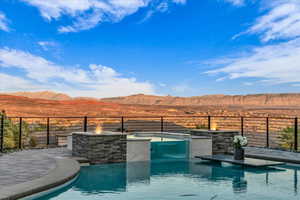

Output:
xmin=72 ymin=132 xmax=126 ymax=164
xmin=190 ymin=130 xmax=238 ymax=155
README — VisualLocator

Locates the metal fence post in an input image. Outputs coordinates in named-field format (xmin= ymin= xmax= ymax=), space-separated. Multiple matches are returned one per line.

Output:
xmin=83 ymin=116 xmax=88 ymax=132
xmin=208 ymin=116 xmax=211 ymax=130
xmin=241 ymin=117 xmax=244 ymax=136
xmin=19 ymin=117 xmax=22 ymax=149
xmin=121 ymin=117 xmax=124 ymax=133
xmin=0 ymin=115 xmax=4 ymax=152
xmin=266 ymin=117 xmax=269 ymax=148
xmin=161 ymin=117 xmax=164 ymax=132
xmin=295 ymin=117 xmax=298 ymax=152
xmin=46 ymin=117 xmax=50 ymax=145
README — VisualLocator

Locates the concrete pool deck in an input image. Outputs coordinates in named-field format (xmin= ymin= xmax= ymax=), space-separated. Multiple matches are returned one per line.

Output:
xmin=245 ymin=147 xmax=300 ymax=164
xmin=1 ymin=147 xmax=300 ymax=199
xmin=0 ymin=148 xmax=80 ymax=200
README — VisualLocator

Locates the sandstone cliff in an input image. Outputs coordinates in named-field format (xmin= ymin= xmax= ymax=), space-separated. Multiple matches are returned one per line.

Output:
xmin=101 ymin=93 xmax=300 ymax=106
xmin=7 ymin=91 xmax=72 ymax=101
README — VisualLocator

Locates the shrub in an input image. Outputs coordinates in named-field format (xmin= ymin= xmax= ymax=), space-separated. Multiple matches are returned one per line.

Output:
xmin=1 ymin=111 xmax=30 ymax=149
xmin=195 ymin=124 xmax=208 ymax=129
xmin=29 ymin=136 xmax=37 ymax=148
xmin=279 ymin=127 xmax=300 ymax=151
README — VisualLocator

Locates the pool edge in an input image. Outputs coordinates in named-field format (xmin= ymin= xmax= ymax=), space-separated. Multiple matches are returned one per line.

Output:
xmin=0 ymin=157 xmax=80 ymax=200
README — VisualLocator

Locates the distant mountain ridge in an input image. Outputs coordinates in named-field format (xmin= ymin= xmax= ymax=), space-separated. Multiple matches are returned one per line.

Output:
xmin=102 ymin=93 xmax=300 ymax=107
xmin=7 ymin=91 xmax=72 ymax=101
xmin=5 ymin=91 xmax=300 ymax=107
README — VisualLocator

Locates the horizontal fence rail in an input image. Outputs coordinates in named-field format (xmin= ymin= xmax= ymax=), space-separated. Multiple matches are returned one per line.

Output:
xmin=0 ymin=115 xmax=299 ymax=153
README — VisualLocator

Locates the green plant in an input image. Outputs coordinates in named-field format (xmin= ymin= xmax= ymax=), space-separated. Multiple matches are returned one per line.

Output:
xmin=32 ymin=123 xmax=47 ymax=132
xmin=279 ymin=127 xmax=299 ymax=151
xmin=1 ymin=111 xmax=30 ymax=149
xmin=195 ymin=124 xmax=208 ymax=129
xmin=28 ymin=136 xmax=37 ymax=148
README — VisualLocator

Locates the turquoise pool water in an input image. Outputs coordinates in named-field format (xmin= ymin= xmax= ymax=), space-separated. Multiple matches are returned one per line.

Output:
xmin=151 ymin=141 xmax=189 ymax=159
xmin=35 ymin=159 xmax=300 ymax=200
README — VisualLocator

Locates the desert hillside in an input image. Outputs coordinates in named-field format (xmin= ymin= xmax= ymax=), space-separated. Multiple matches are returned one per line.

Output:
xmin=6 ymin=91 xmax=300 ymax=107
xmin=0 ymin=94 xmax=193 ymax=117
xmin=2 ymin=93 xmax=300 ymax=118
xmin=102 ymin=93 xmax=300 ymax=106
xmin=7 ymin=91 xmax=72 ymax=101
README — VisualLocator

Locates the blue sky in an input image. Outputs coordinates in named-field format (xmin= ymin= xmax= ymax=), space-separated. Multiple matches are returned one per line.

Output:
xmin=0 ymin=0 xmax=300 ymax=98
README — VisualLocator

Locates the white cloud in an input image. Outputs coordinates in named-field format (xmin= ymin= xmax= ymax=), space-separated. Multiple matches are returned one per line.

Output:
xmin=20 ymin=0 xmax=185 ymax=33
xmin=223 ymin=0 xmax=245 ymax=6
xmin=0 ymin=48 xmax=155 ymax=98
xmin=241 ymin=0 xmax=300 ymax=42
xmin=207 ymin=0 xmax=300 ymax=87
xmin=37 ymin=41 xmax=58 ymax=51
xmin=0 ymin=73 xmax=41 ymax=92
xmin=172 ymin=0 xmax=186 ymax=4
xmin=0 ymin=48 xmax=85 ymax=83
xmin=140 ymin=1 xmax=169 ymax=22
xmin=0 ymin=12 xmax=10 ymax=32
xmin=20 ymin=0 xmax=150 ymax=32
xmin=206 ymin=38 xmax=300 ymax=84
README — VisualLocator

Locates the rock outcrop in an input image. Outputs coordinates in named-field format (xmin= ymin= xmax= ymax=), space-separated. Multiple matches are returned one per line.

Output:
xmin=101 ymin=93 xmax=300 ymax=106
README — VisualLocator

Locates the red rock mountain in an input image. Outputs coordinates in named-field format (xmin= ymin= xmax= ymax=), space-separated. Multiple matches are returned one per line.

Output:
xmin=0 ymin=94 xmax=191 ymax=117
xmin=101 ymin=93 xmax=300 ymax=106
xmin=2 ymin=93 xmax=300 ymax=117
xmin=7 ymin=91 xmax=72 ymax=101
xmin=4 ymin=91 xmax=300 ymax=107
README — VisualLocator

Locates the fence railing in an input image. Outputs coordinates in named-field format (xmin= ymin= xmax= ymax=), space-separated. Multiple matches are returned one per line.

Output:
xmin=0 ymin=115 xmax=299 ymax=152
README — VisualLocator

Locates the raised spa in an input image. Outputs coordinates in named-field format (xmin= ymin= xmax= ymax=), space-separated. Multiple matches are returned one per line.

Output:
xmin=68 ymin=131 xmax=212 ymax=163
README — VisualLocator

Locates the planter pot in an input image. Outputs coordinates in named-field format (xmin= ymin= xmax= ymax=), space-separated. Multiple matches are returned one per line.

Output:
xmin=234 ymin=148 xmax=245 ymax=160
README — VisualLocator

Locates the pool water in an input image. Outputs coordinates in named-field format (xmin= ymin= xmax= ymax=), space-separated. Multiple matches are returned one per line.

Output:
xmin=35 ymin=159 xmax=300 ymax=200
xmin=151 ymin=141 xmax=189 ymax=159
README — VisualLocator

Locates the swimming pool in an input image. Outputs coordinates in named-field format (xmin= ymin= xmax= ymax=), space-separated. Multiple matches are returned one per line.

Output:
xmin=34 ymin=159 xmax=300 ymax=200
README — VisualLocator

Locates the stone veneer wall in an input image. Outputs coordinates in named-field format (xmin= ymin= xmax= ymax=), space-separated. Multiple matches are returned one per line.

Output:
xmin=190 ymin=130 xmax=239 ymax=155
xmin=72 ymin=132 xmax=127 ymax=164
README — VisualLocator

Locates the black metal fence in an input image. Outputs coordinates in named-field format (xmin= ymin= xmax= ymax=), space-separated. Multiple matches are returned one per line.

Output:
xmin=0 ymin=115 xmax=299 ymax=152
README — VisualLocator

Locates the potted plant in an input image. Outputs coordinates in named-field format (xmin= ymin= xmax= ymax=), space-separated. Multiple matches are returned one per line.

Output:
xmin=233 ymin=136 xmax=248 ymax=160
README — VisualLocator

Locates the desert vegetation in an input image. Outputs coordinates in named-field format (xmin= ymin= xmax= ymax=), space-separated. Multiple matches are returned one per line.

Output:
xmin=279 ymin=127 xmax=300 ymax=151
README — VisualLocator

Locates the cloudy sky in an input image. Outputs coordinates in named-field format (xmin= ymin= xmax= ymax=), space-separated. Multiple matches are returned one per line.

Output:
xmin=0 ymin=0 xmax=300 ymax=97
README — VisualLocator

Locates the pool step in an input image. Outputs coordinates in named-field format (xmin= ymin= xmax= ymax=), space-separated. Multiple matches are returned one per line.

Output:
xmin=70 ymin=157 xmax=91 ymax=165
xmin=196 ymin=155 xmax=285 ymax=167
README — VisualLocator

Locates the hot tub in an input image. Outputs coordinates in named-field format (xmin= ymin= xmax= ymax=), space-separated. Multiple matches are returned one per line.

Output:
xmin=128 ymin=132 xmax=212 ymax=160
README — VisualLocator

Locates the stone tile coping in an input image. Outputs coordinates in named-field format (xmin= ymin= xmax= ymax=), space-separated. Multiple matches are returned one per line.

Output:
xmin=244 ymin=148 xmax=300 ymax=165
xmin=190 ymin=129 xmax=239 ymax=134
xmin=127 ymin=138 xmax=152 ymax=141
xmin=245 ymin=153 xmax=300 ymax=165
xmin=132 ymin=132 xmax=211 ymax=140
xmin=73 ymin=131 xmax=127 ymax=136
xmin=196 ymin=155 xmax=285 ymax=167
xmin=133 ymin=132 xmax=191 ymax=137
xmin=0 ymin=158 xmax=80 ymax=200
xmin=190 ymin=136 xmax=212 ymax=139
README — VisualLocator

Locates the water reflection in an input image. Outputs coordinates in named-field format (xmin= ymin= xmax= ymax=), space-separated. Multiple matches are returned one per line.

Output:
xmin=75 ymin=164 xmax=127 ymax=194
xmin=232 ymin=174 xmax=247 ymax=193
xmin=37 ymin=160 xmax=300 ymax=199
xmin=127 ymin=162 xmax=150 ymax=184
xmin=74 ymin=160 xmax=290 ymax=194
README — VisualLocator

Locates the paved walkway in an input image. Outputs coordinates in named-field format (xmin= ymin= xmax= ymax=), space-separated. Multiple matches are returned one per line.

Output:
xmin=0 ymin=148 xmax=71 ymax=188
